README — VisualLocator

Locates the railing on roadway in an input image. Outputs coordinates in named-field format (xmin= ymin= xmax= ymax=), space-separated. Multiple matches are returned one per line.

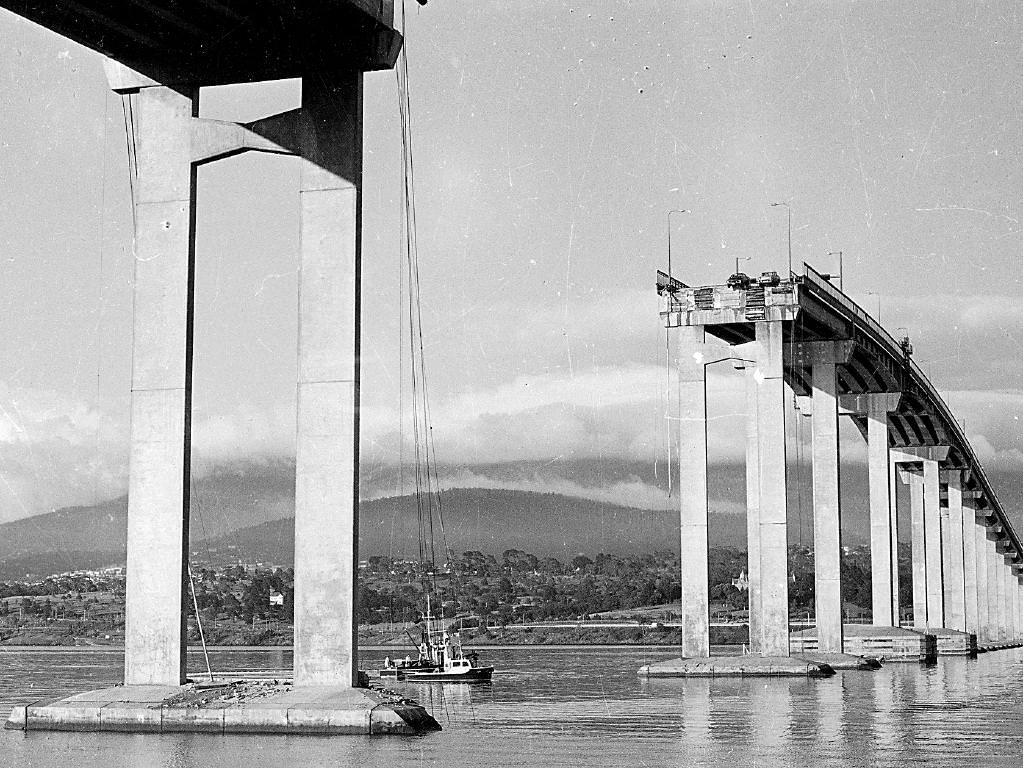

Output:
xmin=800 ymin=263 xmax=1023 ymax=555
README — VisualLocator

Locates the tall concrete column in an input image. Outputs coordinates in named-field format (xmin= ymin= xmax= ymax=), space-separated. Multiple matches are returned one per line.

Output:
xmin=975 ymin=522 xmax=990 ymax=642
xmin=1006 ymin=560 xmax=1018 ymax=641
xmin=293 ymin=72 xmax=365 ymax=686
xmin=943 ymin=472 xmax=966 ymax=631
xmin=809 ymin=353 xmax=842 ymax=653
xmin=753 ymin=321 xmax=790 ymax=657
xmin=986 ymin=539 xmax=1002 ymax=641
xmin=744 ymin=369 xmax=762 ymax=654
xmin=906 ymin=472 xmax=928 ymax=629
xmin=122 ymin=85 xmax=197 ymax=687
xmin=997 ymin=544 xmax=1010 ymax=641
xmin=866 ymin=398 xmax=896 ymax=626
xmin=677 ymin=326 xmax=711 ymax=659
xmin=999 ymin=549 xmax=1012 ymax=641
xmin=1017 ymin=575 xmax=1023 ymax=641
xmin=940 ymin=502 xmax=953 ymax=624
xmin=922 ymin=459 xmax=944 ymax=628
xmin=962 ymin=498 xmax=979 ymax=635
xmin=888 ymin=460 xmax=901 ymax=624
xmin=1017 ymin=573 xmax=1023 ymax=641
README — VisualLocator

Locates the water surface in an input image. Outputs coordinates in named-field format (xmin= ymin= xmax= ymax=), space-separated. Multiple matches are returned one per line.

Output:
xmin=1 ymin=646 xmax=1021 ymax=767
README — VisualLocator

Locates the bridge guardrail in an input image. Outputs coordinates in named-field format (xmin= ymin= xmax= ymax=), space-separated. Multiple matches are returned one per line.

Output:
xmin=800 ymin=264 xmax=1022 ymax=555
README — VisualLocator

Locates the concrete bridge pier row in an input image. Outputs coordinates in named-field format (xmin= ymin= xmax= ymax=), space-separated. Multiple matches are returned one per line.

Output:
xmin=798 ymin=391 xmax=934 ymax=663
xmin=645 ymin=294 xmax=862 ymax=678
xmin=4 ymin=2 xmax=438 ymax=735
xmin=640 ymin=323 xmax=835 ymax=678
xmin=892 ymin=452 xmax=974 ymax=657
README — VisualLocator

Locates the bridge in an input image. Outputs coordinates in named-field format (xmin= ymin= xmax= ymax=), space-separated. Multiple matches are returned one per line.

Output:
xmin=653 ymin=264 xmax=1023 ymax=672
xmin=1 ymin=0 xmax=1021 ymax=735
xmin=0 ymin=0 xmax=445 ymax=735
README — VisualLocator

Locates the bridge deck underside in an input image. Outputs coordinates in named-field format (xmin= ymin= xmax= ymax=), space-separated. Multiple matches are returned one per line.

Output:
xmin=0 ymin=1 xmax=400 ymax=81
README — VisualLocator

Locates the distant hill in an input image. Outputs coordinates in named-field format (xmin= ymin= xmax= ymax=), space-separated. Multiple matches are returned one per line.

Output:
xmin=0 ymin=484 xmax=747 ymax=578
xmin=4 ymin=456 xmax=1020 ymax=580
xmin=198 ymin=488 xmax=746 ymax=566
xmin=0 ymin=463 xmax=296 ymax=580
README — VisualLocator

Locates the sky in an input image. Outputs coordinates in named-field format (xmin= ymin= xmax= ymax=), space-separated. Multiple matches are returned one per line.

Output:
xmin=0 ymin=1 xmax=1022 ymax=533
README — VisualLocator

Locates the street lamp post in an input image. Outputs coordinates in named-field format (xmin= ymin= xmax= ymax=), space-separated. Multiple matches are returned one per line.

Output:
xmin=770 ymin=202 xmax=792 ymax=278
xmin=827 ymin=250 xmax=844 ymax=291
xmin=866 ymin=290 xmax=882 ymax=322
xmin=667 ymin=209 xmax=689 ymax=284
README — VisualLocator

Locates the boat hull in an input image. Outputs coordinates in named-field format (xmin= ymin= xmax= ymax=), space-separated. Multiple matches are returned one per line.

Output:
xmin=399 ymin=665 xmax=495 ymax=682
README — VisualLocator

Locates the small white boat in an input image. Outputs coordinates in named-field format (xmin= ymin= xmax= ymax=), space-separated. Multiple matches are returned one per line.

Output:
xmin=378 ymin=600 xmax=493 ymax=683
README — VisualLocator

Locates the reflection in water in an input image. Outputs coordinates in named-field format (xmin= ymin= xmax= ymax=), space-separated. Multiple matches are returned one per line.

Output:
xmin=814 ymin=677 xmax=843 ymax=761
xmin=682 ymin=677 xmax=711 ymax=750
xmin=0 ymin=647 xmax=1022 ymax=768
xmin=870 ymin=662 xmax=900 ymax=761
xmin=752 ymin=679 xmax=794 ymax=768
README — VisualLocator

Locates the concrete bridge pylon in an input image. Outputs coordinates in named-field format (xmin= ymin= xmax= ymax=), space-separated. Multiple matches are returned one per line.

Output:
xmin=2 ymin=0 xmax=441 ymax=733
xmin=112 ymin=67 xmax=365 ymax=691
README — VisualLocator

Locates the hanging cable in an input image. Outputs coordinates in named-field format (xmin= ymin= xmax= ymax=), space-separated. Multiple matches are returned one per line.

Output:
xmin=187 ymin=565 xmax=214 ymax=682
xmin=397 ymin=1 xmax=443 ymax=603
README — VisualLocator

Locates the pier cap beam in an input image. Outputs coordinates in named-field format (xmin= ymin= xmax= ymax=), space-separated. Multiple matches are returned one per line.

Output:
xmin=891 ymin=446 xmax=951 ymax=465
xmin=838 ymin=393 xmax=902 ymax=416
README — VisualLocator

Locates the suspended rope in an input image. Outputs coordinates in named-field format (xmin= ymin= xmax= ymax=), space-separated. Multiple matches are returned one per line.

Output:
xmin=91 ymin=90 xmax=112 ymax=508
xmin=187 ymin=565 xmax=214 ymax=682
xmin=396 ymin=2 xmax=447 ymax=604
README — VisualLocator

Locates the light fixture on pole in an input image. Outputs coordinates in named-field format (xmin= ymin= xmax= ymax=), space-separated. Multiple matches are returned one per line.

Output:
xmin=866 ymin=290 xmax=882 ymax=322
xmin=667 ymin=209 xmax=689 ymax=284
xmin=735 ymin=254 xmax=752 ymax=276
xmin=826 ymin=250 xmax=844 ymax=291
xmin=769 ymin=201 xmax=792 ymax=279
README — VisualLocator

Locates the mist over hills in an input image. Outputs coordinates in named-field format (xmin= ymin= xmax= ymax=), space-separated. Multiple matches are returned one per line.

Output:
xmin=0 ymin=458 xmax=1020 ymax=580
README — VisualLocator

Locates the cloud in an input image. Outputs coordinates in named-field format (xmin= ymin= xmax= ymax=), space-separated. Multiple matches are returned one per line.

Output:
xmin=2 ymin=286 xmax=1022 ymax=526
xmin=437 ymin=468 xmax=672 ymax=510
xmin=433 ymin=467 xmax=747 ymax=515
xmin=0 ymin=385 xmax=127 ymax=520
xmin=858 ymin=292 xmax=1023 ymax=390
xmin=942 ymin=389 xmax=1023 ymax=471
xmin=362 ymin=362 xmax=750 ymax=467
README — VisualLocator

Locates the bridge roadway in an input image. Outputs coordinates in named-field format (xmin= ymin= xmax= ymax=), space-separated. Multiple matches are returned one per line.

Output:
xmin=659 ymin=264 xmax=1023 ymax=661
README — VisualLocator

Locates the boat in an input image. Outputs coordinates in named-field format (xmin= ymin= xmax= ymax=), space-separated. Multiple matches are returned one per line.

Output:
xmin=378 ymin=598 xmax=494 ymax=683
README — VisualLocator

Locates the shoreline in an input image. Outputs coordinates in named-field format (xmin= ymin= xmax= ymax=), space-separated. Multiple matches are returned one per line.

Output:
xmin=0 ymin=643 xmax=714 ymax=653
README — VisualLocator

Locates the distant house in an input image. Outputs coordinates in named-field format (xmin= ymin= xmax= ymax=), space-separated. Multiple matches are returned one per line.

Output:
xmin=843 ymin=602 xmax=869 ymax=621
xmin=268 ymin=591 xmax=285 ymax=607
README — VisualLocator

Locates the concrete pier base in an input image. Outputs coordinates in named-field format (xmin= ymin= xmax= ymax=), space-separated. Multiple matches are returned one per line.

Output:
xmin=637 ymin=656 xmax=834 ymax=678
xmin=790 ymin=624 xmax=937 ymax=663
xmin=926 ymin=627 xmax=977 ymax=656
xmin=6 ymin=682 xmax=439 ymax=735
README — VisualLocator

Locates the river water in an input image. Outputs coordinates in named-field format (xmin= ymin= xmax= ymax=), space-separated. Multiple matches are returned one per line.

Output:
xmin=1 ymin=645 xmax=1021 ymax=767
